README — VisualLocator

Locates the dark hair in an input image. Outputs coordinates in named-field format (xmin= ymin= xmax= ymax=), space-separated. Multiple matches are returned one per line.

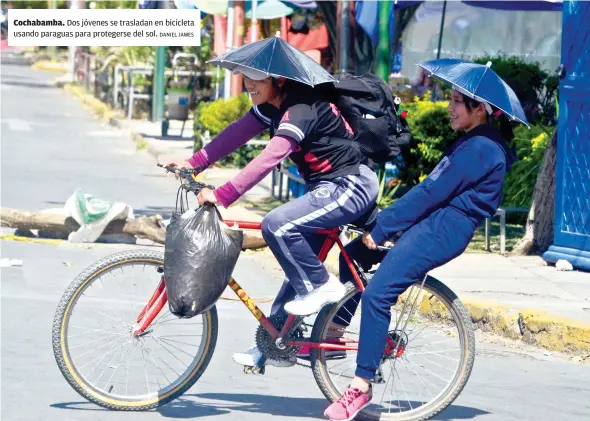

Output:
xmin=461 ymin=93 xmax=514 ymax=142
xmin=271 ymin=77 xmax=312 ymax=98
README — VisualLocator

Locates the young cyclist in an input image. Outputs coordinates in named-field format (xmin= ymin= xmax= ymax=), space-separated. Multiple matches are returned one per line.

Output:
xmin=324 ymin=88 xmax=517 ymax=420
xmin=168 ymin=65 xmax=379 ymax=369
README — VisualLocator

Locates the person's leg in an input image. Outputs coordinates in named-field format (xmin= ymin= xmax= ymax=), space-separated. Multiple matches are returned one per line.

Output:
xmin=234 ymin=166 xmax=378 ymax=367
xmin=325 ymin=208 xmax=475 ymax=420
xmin=262 ymin=166 xmax=379 ymax=316
xmin=332 ymin=237 xmax=386 ymax=328
xmin=269 ymin=232 xmax=327 ymax=318
xmin=356 ymin=208 xmax=475 ymax=384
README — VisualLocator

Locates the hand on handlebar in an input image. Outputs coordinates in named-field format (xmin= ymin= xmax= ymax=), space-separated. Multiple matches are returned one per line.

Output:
xmin=165 ymin=160 xmax=197 ymax=179
xmin=362 ymin=232 xmax=377 ymax=250
xmin=362 ymin=232 xmax=394 ymax=251
xmin=196 ymin=188 xmax=218 ymax=206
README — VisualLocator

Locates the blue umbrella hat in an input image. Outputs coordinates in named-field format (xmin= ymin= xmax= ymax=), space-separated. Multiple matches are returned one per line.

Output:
xmin=417 ymin=58 xmax=530 ymax=127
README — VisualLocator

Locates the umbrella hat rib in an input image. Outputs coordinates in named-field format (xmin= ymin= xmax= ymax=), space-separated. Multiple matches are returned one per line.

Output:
xmin=242 ymin=39 xmax=275 ymax=75
xmin=278 ymin=41 xmax=314 ymax=84
xmin=266 ymin=37 xmax=278 ymax=75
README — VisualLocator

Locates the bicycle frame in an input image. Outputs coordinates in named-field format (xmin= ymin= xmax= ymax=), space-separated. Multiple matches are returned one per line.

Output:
xmin=132 ymin=220 xmax=371 ymax=353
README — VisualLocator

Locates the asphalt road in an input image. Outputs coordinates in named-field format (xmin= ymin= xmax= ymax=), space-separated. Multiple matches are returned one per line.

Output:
xmin=1 ymin=59 xmax=589 ymax=421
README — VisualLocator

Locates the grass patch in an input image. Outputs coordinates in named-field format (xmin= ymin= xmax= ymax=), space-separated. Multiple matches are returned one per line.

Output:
xmin=467 ymin=221 xmax=526 ymax=253
xmin=132 ymin=133 xmax=149 ymax=151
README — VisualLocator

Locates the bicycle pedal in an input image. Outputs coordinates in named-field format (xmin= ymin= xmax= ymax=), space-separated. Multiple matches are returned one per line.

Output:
xmin=243 ymin=365 xmax=265 ymax=375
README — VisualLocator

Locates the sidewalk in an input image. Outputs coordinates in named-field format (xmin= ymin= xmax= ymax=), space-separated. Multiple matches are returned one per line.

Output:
xmin=128 ymin=118 xmax=275 ymax=202
xmin=59 ymin=80 xmax=590 ymax=356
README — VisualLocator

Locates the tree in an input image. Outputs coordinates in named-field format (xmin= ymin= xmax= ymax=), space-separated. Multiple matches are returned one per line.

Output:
xmin=512 ymin=129 xmax=557 ymax=255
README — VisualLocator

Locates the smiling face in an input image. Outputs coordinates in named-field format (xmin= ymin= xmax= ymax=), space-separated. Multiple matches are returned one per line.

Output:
xmin=243 ymin=76 xmax=286 ymax=107
xmin=243 ymin=76 xmax=274 ymax=105
xmin=447 ymin=89 xmax=488 ymax=132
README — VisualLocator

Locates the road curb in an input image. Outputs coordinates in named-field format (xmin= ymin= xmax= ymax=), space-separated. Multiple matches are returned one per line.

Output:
xmin=62 ymin=83 xmax=125 ymax=124
xmin=462 ymin=301 xmax=590 ymax=355
xmin=32 ymin=60 xmax=68 ymax=73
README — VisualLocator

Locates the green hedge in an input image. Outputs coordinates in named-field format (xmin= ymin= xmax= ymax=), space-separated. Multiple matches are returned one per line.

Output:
xmin=193 ymin=93 xmax=267 ymax=168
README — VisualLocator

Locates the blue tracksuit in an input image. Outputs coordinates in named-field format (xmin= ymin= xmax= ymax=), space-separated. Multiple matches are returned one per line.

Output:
xmin=339 ymin=124 xmax=517 ymax=380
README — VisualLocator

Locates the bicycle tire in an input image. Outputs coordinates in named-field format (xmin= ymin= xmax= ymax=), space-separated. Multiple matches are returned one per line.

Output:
xmin=310 ymin=276 xmax=475 ymax=421
xmin=52 ymin=249 xmax=218 ymax=410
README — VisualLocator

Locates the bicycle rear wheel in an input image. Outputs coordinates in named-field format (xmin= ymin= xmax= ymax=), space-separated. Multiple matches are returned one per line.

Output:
xmin=52 ymin=249 xmax=218 ymax=410
xmin=311 ymin=276 xmax=475 ymax=421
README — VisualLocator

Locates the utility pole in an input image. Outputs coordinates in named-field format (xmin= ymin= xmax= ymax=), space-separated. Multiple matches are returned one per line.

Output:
xmin=151 ymin=1 xmax=169 ymax=122
xmin=376 ymin=0 xmax=391 ymax=82
xmin=224 ymin=1 xmax=235 ymax=100
xmin=250 ymin=0 xmax=258 ymax=43
xmin=48 ymin=0 xmax=57 ymax=61
xmin=339 ymin=0 xmax=350 ymax=74
xmin=431 ymin=0 xmax=447 ymax=101
xmin=230 ymin=0 xmax=245 ymax=97
xmin=65 ymin=0 xmax=84 ymax=83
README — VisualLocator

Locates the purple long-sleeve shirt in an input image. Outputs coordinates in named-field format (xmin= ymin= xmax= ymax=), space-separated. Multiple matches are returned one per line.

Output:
xmin=188 ymin=113 xmax=297 ymax=208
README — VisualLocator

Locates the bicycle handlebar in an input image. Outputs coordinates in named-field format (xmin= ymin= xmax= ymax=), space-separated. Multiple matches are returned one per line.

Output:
xmin=157 ymin=163 xmax=215 ymax=194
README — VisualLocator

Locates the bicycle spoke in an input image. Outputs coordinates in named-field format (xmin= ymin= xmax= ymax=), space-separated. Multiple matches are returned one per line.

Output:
xmin=411 ymin=353 xmax=457 ymax=373
xmin=149 ymin=336 xmax=190 ymax=367
xmin=144 ymin=344 xmax=172 ymax=385
xmin=141 ymin=348 xmax=151 ymax=394
xmin=388 ymin=359 xmax=403 ymax=412
xmin=159 ymin=337 xmax=199 ymax=358
xmin=405 ymin=349 xmax=460 ymax=362
xmin=74 ymin=335 xmax=128 ymax=362
xmin=95 ymin=338 xmax=130 ymax=388
xmin=151 ymin=336 xmax=198 ymax=348
xmin=75 ymin=303 xmax=128 ymax=325
xmin=69 ymin=331 xmax=129 ymax=350
xmin=68 ymin=325 xmax=128 ymax=338
xmin=156 ymin=353 xmax=182 ymax=378
xmin=81 ymin=337 xmax=131 ymax=378
xmin=403 ymin=359 xmax=449 ymax=384
xmin=393 ymin=364 xmax=413 ymax=411
xmin=403 ymin=357 xmax=437 ymax=404
xmin=71 ymin=313 xmax=122 ymax=328
xmin=156 ymin=334 xmax=203 ymax=338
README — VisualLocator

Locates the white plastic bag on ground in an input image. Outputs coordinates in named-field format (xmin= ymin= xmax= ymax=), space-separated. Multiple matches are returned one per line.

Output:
xmin=556 ymin=259 xmax=574 ymax=271
xmin=65 ymin=189 xmax=134 ymax=243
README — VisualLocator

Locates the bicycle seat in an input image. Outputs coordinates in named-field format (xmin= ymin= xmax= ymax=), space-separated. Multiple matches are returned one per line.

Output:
xmin=346 ymin=202 xmax=379 ymax=231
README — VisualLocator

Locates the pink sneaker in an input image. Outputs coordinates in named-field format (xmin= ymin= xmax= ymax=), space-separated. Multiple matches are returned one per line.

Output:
xmin=324 ymin=386 xmax=372 ymax=421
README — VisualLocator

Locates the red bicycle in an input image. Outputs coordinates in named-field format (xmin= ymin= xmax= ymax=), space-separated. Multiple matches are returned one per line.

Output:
xmin=52 ymin=165 xmax=475 ymax=420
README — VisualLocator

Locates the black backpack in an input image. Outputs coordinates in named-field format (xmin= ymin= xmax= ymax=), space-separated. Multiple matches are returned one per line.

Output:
xmin=319 ymin=73 xmax=412 ymax=163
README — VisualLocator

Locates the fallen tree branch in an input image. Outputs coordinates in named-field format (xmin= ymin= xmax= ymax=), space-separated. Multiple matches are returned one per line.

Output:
xmin=0 ymin=207 xmax=267 ymax=250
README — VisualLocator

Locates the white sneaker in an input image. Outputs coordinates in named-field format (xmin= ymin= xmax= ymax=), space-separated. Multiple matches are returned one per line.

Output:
xmin=284 ymin=274 xmax=347 ymax=316
xmin=232 ymin=346 xmax=296 ymax=368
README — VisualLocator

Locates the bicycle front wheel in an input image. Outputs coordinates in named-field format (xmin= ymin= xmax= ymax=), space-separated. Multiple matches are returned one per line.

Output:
xmin=52 ymin=249 xmax=218 ymax=410
xmin=311 ymin=276 xmax=475 ymax=421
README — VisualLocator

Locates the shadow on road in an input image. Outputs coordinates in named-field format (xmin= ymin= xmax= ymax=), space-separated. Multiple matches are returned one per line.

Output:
xmin=164 ymin=393 xmax=327 ymax=418
xmin=1 ymin=79 xmax=56 ymax=89
xmin=50 ymin=394 xmax=490 ymax=419
xmin=49 ymin=400 xmax=230 ymax=417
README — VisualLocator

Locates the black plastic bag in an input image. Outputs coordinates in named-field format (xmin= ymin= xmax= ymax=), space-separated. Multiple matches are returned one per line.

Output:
xmin=164 ymin=194 xmax=243 ymax=318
